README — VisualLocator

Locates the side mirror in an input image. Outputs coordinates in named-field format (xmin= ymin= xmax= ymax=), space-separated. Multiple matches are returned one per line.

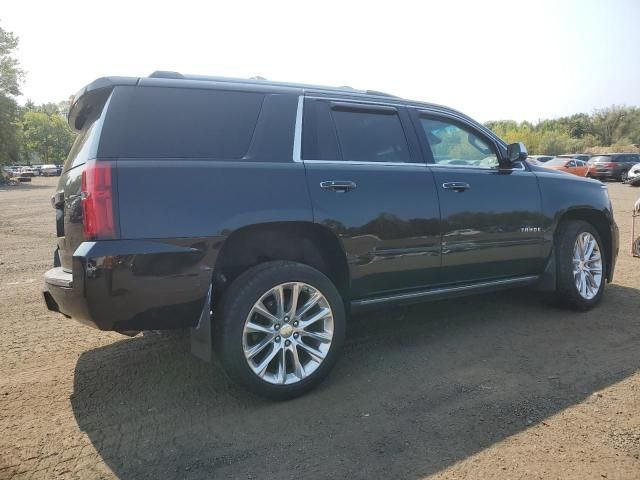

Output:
xmin=507 ymin=142 xmax=528 ymax=164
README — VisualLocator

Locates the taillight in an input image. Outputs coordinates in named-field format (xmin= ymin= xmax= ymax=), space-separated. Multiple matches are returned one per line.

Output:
xmin=81 ymin=162 xmax=115 ymax=240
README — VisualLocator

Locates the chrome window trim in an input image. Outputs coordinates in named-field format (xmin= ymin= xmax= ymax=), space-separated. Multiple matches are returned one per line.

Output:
xmin=305 ymin=94 xmax=408 ymax=108
xmin=292 ymin=95 xmax=304 ymax=163
xmin=427 ymin=162 xmax=500 ymax=171
xmin=426 ymin=161 xmax=527 ymax=172
xmin=302 ymin=159 xmax=427 ymax=167
xmin=292 ymin=94 xmax=526 ymax=171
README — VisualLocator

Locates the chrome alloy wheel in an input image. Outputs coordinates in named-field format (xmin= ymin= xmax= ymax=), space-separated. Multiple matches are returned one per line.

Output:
xmin=242 ymin=282 xmax=334 ymax=385
xmin=572 ymin=232 xmax=603 ymax=300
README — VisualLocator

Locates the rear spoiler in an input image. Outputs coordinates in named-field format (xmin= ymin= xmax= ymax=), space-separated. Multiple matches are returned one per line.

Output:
xmin=68 ymin=76 xmax=139 ymax=132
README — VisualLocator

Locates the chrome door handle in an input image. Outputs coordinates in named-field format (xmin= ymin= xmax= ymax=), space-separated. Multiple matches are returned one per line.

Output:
xmin=442 ymin=182 xmax=470 ymax=192
xmin=320 ymin=180 xmax=357 ymax=192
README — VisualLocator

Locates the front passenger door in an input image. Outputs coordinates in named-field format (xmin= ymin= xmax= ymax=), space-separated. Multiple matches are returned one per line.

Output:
xmin=412 ymin=111 xmax=545 ymax=284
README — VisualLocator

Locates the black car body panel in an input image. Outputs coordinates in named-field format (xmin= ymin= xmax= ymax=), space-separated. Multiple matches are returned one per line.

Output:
xmin=44 ymin=238 xmax=215 ymax=331
xmin=44 ymin=73 xmax=619 ymax=334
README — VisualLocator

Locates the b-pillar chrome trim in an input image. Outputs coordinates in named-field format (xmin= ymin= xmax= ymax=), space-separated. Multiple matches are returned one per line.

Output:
xmin=292 ymin=95 xmax=304 ymax=163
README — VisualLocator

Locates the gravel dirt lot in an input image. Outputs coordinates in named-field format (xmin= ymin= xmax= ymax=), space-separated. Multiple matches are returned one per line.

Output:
xmin=1 ymin=176 xmax=639 ymax=480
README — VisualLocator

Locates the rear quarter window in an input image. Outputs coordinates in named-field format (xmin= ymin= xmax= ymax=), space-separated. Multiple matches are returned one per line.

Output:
xmin=63 ymin=95 xmax=109 ymax=172
xmin=104 ymin=87 xmax=265 ymax=159
xmin=63 ymin=121 xmax=98 ymax=172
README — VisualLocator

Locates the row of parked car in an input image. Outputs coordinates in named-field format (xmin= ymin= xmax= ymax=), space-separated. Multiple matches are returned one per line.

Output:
xmin=3 ymin=164 xmax=63 ymax=177
xmin=528 ymin=153 xmax=640 ymax=185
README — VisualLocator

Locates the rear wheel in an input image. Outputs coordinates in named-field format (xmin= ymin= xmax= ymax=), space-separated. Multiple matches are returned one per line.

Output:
xmin=215 ymin=261 xmax=346 ymax=400
xmin=554 ymin=220 xmax=606 ymax=310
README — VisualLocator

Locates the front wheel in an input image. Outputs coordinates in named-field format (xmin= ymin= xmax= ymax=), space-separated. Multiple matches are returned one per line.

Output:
xmin=555 ymin=220 xmax=606 ymax=310
xmin=215 ymin=261 xmax=346 ymax=400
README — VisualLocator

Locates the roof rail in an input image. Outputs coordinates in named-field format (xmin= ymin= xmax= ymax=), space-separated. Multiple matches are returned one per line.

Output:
xmin=146 ymin=71 xmax=397 ymax=98
xmin=365 ymin=90 xmax=397 ymax=98
xmin=149 ymin=71 xmax=184 ymax=79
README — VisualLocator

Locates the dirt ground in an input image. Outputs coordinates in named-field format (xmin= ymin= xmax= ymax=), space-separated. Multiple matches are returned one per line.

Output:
xmin=0 ymin=176 xmax=639 ymax=480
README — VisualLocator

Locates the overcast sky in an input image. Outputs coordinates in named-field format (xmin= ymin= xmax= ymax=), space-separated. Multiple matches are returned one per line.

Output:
xmin=2 ymin=0 xmax=639 ymax=122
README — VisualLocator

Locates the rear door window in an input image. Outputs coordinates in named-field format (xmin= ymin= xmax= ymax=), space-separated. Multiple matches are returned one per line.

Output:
xmin=330 ymin=104 xmax=411 ymax=163
xmin=302 ymin=100 xmax=411 ymax=163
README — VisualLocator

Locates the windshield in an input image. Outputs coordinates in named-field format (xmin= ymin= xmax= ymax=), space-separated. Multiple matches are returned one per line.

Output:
xmin=590 ymin=155 xmax=612 ymax=163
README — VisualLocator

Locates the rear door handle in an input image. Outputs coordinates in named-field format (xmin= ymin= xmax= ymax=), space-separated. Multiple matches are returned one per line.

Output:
xmin=442 ymin=182 xmax=470 ymax=192
xmin=320 ymin=180 xmax=357 ymax=192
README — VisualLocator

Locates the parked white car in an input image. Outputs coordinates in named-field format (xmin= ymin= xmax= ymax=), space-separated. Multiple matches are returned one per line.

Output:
xmin=19 ymin=167 xmax=38 ymax=177
xmin=627 ymin=162 xmax=640 ymax=186
xmin=40 ymin=164 xmax=59 ymax=176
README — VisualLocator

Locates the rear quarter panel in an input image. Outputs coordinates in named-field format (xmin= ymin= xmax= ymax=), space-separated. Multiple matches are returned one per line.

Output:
xmin=115 ymin=159 xmax=311 ymax=239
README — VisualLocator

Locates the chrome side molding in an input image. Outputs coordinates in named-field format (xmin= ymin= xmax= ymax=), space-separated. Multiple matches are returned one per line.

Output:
xmin=351 ymin=275 xmax=540 ymax=309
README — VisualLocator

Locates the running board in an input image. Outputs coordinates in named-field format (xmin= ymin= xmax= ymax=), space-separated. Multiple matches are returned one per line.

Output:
xmin=350 ymin=275 xmax=540 ymax=311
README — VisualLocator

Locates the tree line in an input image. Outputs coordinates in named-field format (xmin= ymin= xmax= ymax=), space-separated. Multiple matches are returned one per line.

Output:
xmin=1 ymin=24 xmax=75 ymax=166
xmin=1 ymin=22 xmax=639 ymax=167
xmin=485 ymin=106 xmax=640 ymax=156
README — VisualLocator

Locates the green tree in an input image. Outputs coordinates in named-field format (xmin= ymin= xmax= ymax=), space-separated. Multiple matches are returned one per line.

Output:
xmin=591 ymin=105 xmax=629 ymax=146
xmin=0 ymin=23 xmax=24 ymax=165
xmin=21 ymin=110 xmax=75 ymax=164
xmin=484 ymin=105 xmax=640 ymax=155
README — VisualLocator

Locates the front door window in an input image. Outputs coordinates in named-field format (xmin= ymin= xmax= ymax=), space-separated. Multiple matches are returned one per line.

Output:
xmin=419 ymin=118 xmax=499 ymax=169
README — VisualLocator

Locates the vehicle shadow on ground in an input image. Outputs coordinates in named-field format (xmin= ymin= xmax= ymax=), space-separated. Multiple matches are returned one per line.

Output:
xmin=71 ymin=283 xmax=640 ymax=479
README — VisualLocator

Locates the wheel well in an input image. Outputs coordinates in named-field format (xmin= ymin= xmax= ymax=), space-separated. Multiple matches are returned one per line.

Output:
xmin=214 ymin=222 xmax=350 ymax=299
xmin=556 ymin=209 xmax=613 ymax=280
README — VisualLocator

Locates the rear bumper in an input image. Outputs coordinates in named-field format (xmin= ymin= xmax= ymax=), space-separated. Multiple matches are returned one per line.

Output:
xmin=43 ymin=267 xmax=90 ymax=320
xmin=589 ymin=168 xmax=622 ymax=179
xmin=43 ymin=239 xmax=214 ymax=332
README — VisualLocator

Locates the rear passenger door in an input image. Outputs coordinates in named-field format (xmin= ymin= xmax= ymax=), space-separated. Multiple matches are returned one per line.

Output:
xmin=411 ymin=110 xmax=544 ymax=284
xmin=300 ymin=97 xmax=441 ymax=299
xmin=574 ymin=160 xmax=588 ymax=176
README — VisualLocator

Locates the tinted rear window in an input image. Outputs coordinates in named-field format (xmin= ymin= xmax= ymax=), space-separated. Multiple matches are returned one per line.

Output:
xmin=112 ymin=87 xmax=264 ymax=159
xmin=590 ymin=156 xmax=611 ymax=163
xmin=331 ymin=107 xmax=410 ymax=163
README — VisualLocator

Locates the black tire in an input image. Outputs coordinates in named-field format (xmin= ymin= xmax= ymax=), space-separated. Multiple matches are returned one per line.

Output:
xmin=554 ymin=220 xmax=606 ymax=310
xmin=619 ymin=170 xmax=628 ymax=182
xmin=214 ymin=261 xmax=346 ymax=400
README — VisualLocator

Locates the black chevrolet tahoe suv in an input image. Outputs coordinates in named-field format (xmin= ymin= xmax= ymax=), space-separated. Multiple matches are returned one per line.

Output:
xmin=44 ymin=72 xmax=619 ymax=399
